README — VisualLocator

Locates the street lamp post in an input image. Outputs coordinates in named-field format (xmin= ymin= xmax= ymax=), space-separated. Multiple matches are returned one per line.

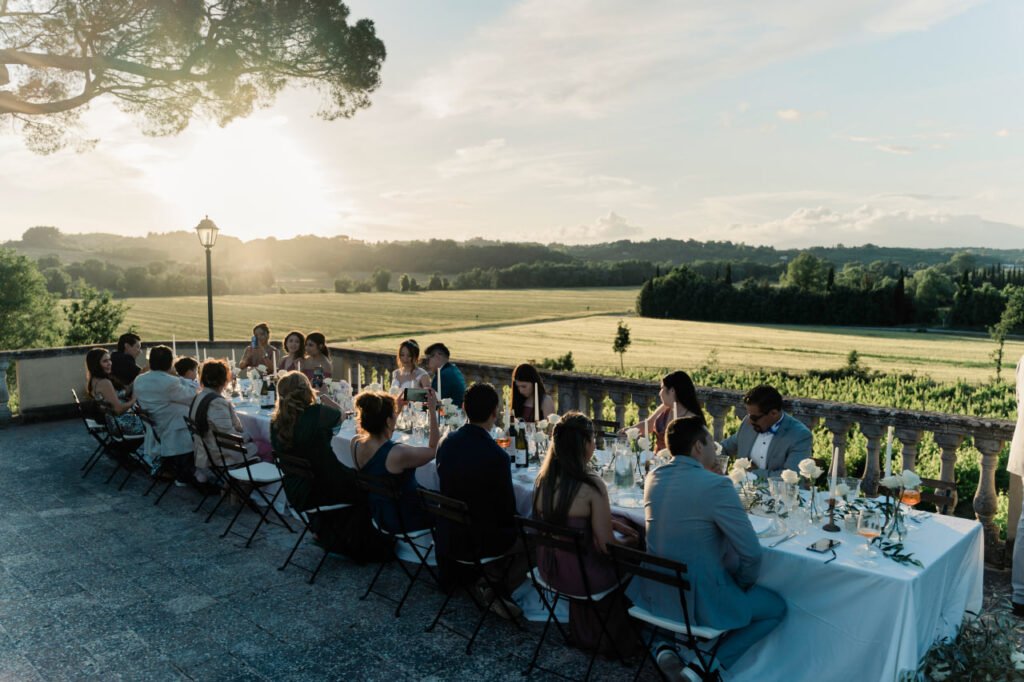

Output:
xmin=194 ymin=216 xmax=220 ymax=343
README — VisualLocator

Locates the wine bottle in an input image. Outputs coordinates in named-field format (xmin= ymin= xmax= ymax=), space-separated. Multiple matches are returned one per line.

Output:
xmin=514 ymin=419 xmax=528 ymax=468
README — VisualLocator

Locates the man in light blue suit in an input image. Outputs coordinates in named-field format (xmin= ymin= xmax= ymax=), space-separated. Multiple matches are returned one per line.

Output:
xmin=628 ymin=416 xmax=786 ymax=681
xmin=721 ymin=384 xmax=812 ymax=477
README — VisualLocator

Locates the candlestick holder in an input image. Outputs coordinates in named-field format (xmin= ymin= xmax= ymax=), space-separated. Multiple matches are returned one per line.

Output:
xmin=822 ymin=497 xmax=841 ymax=533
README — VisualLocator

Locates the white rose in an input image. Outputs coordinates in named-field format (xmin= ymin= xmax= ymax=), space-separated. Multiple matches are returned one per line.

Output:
xmin=728 ymin=468 xmax=746 ymax=485
xmin=901 ymin=469 xmax=922 ymax=490
xmin=532 ymin=431 xmax=546 ymax=443
xmin=781 ymin=469 xmax=799 ymax=485
xmin=536 ymin=419 xmax=549 ymax=431
xmin=548 ymin=414 xmax=561 ymax=426
xmin=833 ymin=483 xmax=851 ymax=499
xmin=798 ymin=458 xmax=822 ymax=480
xmin=733 ymin=457 xmax=752 ymax=471
xmin=441 ymin=397 xmax=453 ymax=406
xmin=257 ymin=364 xmax=267 ymax=373
xmin=880 ymin=474 xmax=903 ymax=490
xmin=368 ymin=382 xmax=383 ymax=393
xmin=639 ymin=449 xmax=654 ymax=464
xmin=637 ymin=436 xmax=652 ymax=451
xmin=626 ymin=427 xmax=640 ymax=441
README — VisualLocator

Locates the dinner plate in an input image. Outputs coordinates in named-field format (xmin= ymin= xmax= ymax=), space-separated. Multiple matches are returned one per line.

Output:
xmin=749 ymin=515 xmax=774 ymax=536
xmin=614 ymin=495 xmax=644 ymax=509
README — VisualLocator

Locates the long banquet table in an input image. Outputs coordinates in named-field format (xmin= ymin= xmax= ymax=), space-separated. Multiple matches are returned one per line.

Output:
xmin=236 ymin=409 xmax=983 ymax=682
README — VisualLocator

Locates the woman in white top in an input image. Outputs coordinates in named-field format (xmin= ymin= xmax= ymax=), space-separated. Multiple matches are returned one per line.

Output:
xmin=390 ymin=339 xmax=431 ymax=391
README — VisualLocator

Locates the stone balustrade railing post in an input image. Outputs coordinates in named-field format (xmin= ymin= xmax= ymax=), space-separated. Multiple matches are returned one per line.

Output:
xmin=824 ymin=418 xmax=853 ymax=477
xmin=934 ymin=432 xmax=965 ymax=512
xmin=611 ymin=391 xmax=626 ymax=430
xmin=894 ymin=428 xmax=923 ymax=471
xmin=0 ymin=357 xmax=10 ymax=426
xmin=973 ymin=435 xmax=1006 ymax=562
xmin=858 ymin=423 xmax=885 ymax=496
xmin=705 ymin=400 xmax=730 ymax=442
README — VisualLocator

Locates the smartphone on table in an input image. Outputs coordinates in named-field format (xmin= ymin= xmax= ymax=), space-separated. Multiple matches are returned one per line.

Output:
xmin=807 ymin=539 xmax=841 ymax=553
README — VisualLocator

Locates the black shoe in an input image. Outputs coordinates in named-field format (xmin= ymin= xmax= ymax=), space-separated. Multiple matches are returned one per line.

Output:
xmin=192 ymin=480 xmax=222 ymax=497
xmin=1013 ymin=601 xmax=1024 ymax=617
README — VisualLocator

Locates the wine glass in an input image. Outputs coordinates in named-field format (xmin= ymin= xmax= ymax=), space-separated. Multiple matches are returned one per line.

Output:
xmin=900 ymin=487 xmax=922 ymax=529
xmin=855 ymin=510 xmax=883 ymax=565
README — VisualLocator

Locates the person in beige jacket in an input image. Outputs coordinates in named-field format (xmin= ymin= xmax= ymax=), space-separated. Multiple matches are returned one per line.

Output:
xmin=189 ymin=359 xmax=259 ymax=469
xmin=1008 ymin=355 xmax=1024 ymax=616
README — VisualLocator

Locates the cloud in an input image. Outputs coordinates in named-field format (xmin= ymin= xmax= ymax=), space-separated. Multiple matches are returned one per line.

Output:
xmin=875 ymin=144 xmax=917 ymax=155
xmin=711 ymin=205 xmax=1024 ymax=249
xmin=996 ymin=129 xmax=1011 ymax=137
xmin=555 ymin=212 xmax=642 ymax=243
xmin=409 ymin=0 xmax=981 ymax=120
xmin=776 ymin=109 xmax=802 ymax=121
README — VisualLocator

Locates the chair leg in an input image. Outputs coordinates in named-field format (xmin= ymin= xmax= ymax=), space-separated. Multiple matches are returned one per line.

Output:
xmin=117 ymin=467 xmax=134 ymax=491
xmin=426 ymin=589 xmax=457 ymax=633
xmin=259 ymin=487 xmax=295 ymax=533
xmin=634 ymin=624 xmax=664 ymax=682
xmin=143 ymin=476 xmax=159 ymax=497
xmin=361 ymin=561 xmax=389 ymax=601
xmin=104 ymin=461 xmax=123 ymax=484
xmin=244 ymin=490 xmax=279 ymax=548
xmin=221 ymin=495 xmax=248 ymax=538
xmin=525 ymin=605 xmax=557 ymax=676
xmin=205 ymin=491 xmax=227 ymax=523
xmin=308 ymin=546 xmax=332 ymax=585
xmin=279 ymin=526 xmax=309 ymax=572
xmin=393 ymin=542 xmax=436 ymax=617
xmin=152 ymin=479 xmax=174 ymax=506
xmin=82 ymin=447 xmax=106 ymax=477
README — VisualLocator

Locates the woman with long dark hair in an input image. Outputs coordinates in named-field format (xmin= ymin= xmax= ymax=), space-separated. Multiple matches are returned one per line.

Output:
xmin=532 ymin=412 xmax=640 ymax=655
xmin=279 ymin=331 xmax=306 ymax=372
xmin=511 ymin=363 xmax=555 ymax=422
xmin=85 ymin=347 xmax=144 ymax=436
xmin=390 ymin=339 xmax=430 ymax=391
xmin=300 ymin=331 xmax=332 ymax=388
xmin=271 ymin=371 xmax=392 ymax=562
xmin=623 ymin=370 xmax=705 ymax=451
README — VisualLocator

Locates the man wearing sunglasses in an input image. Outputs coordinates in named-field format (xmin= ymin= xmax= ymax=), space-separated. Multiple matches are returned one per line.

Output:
xmin=721 ymin=384 xmax=812 ymax=476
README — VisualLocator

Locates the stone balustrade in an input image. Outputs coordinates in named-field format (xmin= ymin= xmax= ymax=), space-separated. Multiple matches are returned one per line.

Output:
xmin=1 ymin=341 xmax=1017 ymax=564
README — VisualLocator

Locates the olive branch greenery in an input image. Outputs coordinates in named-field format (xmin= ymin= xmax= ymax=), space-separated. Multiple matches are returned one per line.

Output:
xmin=870 ymin=537 xmax=924 ymax=568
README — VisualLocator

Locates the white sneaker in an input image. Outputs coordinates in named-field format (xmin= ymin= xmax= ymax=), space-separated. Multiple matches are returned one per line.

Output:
xmin=656 ymin=647 xmax=699 ymax=682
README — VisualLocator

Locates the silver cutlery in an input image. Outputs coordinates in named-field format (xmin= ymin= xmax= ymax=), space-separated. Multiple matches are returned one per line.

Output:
xmin=768 ymin=532 xmax=797 ymax=548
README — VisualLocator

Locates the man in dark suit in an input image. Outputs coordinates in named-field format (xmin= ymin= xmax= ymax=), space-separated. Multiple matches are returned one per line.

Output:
xmin=721 ymin=384 xmax=812 ymax=476
xmin=110 ymin=332 xmax=142 ymax=386
xmin=630 ymin=416 xmax=786 ymax=681
xmin=435 ymin=382 xmax=523 ymax=617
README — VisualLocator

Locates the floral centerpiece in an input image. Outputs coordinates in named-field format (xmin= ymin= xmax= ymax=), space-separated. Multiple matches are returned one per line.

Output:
xmin=879 ymin=469 xmax=922 ymax=540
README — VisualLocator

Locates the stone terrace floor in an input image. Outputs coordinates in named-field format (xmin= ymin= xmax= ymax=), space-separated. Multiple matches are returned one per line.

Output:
xmin=0 ymin=419 xmax=1020 ymax=681
xmin=0 ymin=419 xmax=646 ymax=681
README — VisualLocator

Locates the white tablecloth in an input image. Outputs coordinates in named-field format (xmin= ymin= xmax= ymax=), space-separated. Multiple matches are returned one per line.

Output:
xmin=291 ymin=415 xmax=984 ymax=681
xmin=235 ymin=402 xmax=272 ymax=444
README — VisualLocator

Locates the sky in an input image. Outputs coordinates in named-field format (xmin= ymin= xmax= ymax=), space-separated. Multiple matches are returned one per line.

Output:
xmin=1 ymin=0 xmax=1022 ymax=248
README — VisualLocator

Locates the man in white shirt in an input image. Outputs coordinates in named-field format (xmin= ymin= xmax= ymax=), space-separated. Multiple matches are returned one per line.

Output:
xmin=721 ymin=385 xmax=812 ymax=477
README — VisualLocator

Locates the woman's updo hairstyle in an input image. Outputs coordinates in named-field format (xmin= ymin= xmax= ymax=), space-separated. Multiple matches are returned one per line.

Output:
xmin=356 ymin=391 xmax=396 ymax=436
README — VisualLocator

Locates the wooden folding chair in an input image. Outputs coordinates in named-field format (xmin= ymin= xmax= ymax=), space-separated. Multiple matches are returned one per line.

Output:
xmin=418 ymin=489 xmax=523 ymax=653
xmin=275 ymin=450 xmax=352 ymax=584
xmin=607 ymin=544 xmax=727 ymax=682
xmin=516 ymin=515 xmax=630 ymax=681
xmin=356 ymin=470 xmax=437 ymax=617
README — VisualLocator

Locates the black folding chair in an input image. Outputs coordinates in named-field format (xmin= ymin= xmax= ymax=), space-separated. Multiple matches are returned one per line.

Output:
xmin=356 ymin=470 xmax=438 ymax=617
xmin=101 ymin=410 xmax=146 ymax=490
xmin=134 ymin=406 xmax=177 ymax=505
xmin=183 ymin=415 xmax=258 ymax=517
xmin=516 ymin=515 xmax=630 ymax=681
xmin=212 ymin=428 xmax=293 ymax=547
xmin=418 ymin=489 xmax=523 ymax=653
xmin=607 ymin=544 xmax=727 ymax=682
xmin=71 ymin=388 xmax=112 ymax=478
xmin=275 ymin=450 xmax=352 ymax=584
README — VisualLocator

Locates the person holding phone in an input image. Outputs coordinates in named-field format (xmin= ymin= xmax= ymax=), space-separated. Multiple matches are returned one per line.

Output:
xmin=300 ymin=332 xmax=332 ymax=388
xmin=391 ymin=339 xmax=431 ymax=392
xmin=628 ymin=416 xmax=786 ymax=681
xmin=238 ymin=322 xmax=279 ymax=371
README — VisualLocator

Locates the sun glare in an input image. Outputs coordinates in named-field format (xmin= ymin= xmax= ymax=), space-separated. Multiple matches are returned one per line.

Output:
xmin=121 ymin=115 xmax=351 ymax=240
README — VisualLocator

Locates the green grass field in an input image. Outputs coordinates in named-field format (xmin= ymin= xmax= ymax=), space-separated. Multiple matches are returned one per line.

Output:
xmin=120 ymin=288 xmax=1021 ymax=384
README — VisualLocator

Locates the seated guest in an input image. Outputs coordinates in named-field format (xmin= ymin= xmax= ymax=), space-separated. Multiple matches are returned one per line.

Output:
xmin=133 ymin=345 xmax=202 ymax=485
xmin=174 ymin=356 xmax=200 ymax=393
xmin=720 ymin=385 xmax=811 ymax=476
xmin=352 ymin=390 xmax=440 ymax=534
xmin=189 ymin=359 xmax=260 ymax=468
xmin=630 ymin=416 xmax=786 ymax=680
xmin=239 ymin=322 xmax=279 ymax=371
xmin=300 ymin=331 xmax=332 ymax=388
xmin=622 ymin=371 xmax=705 ymax=451
xmin=110 ymin=332 xmax=143 ymax=386
xmin=272 ymin=371 xmax=392 ymax=562
xmin=279 ymin=331 xmax=306 ymax=372
xmin=436 ymin=383 xmax=525 ymax=610
xmin=85 ymin=347 xmax=143 ymax=436
xmin=533 ymin=412 xmax=640 ymax=656
xmin=425 ymin=342 xmax=466 ymax=406
xmin=391 ymin=339 xmax=431 ymax=391
xmin=511 ymin=363 xmax=556 ymax=422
